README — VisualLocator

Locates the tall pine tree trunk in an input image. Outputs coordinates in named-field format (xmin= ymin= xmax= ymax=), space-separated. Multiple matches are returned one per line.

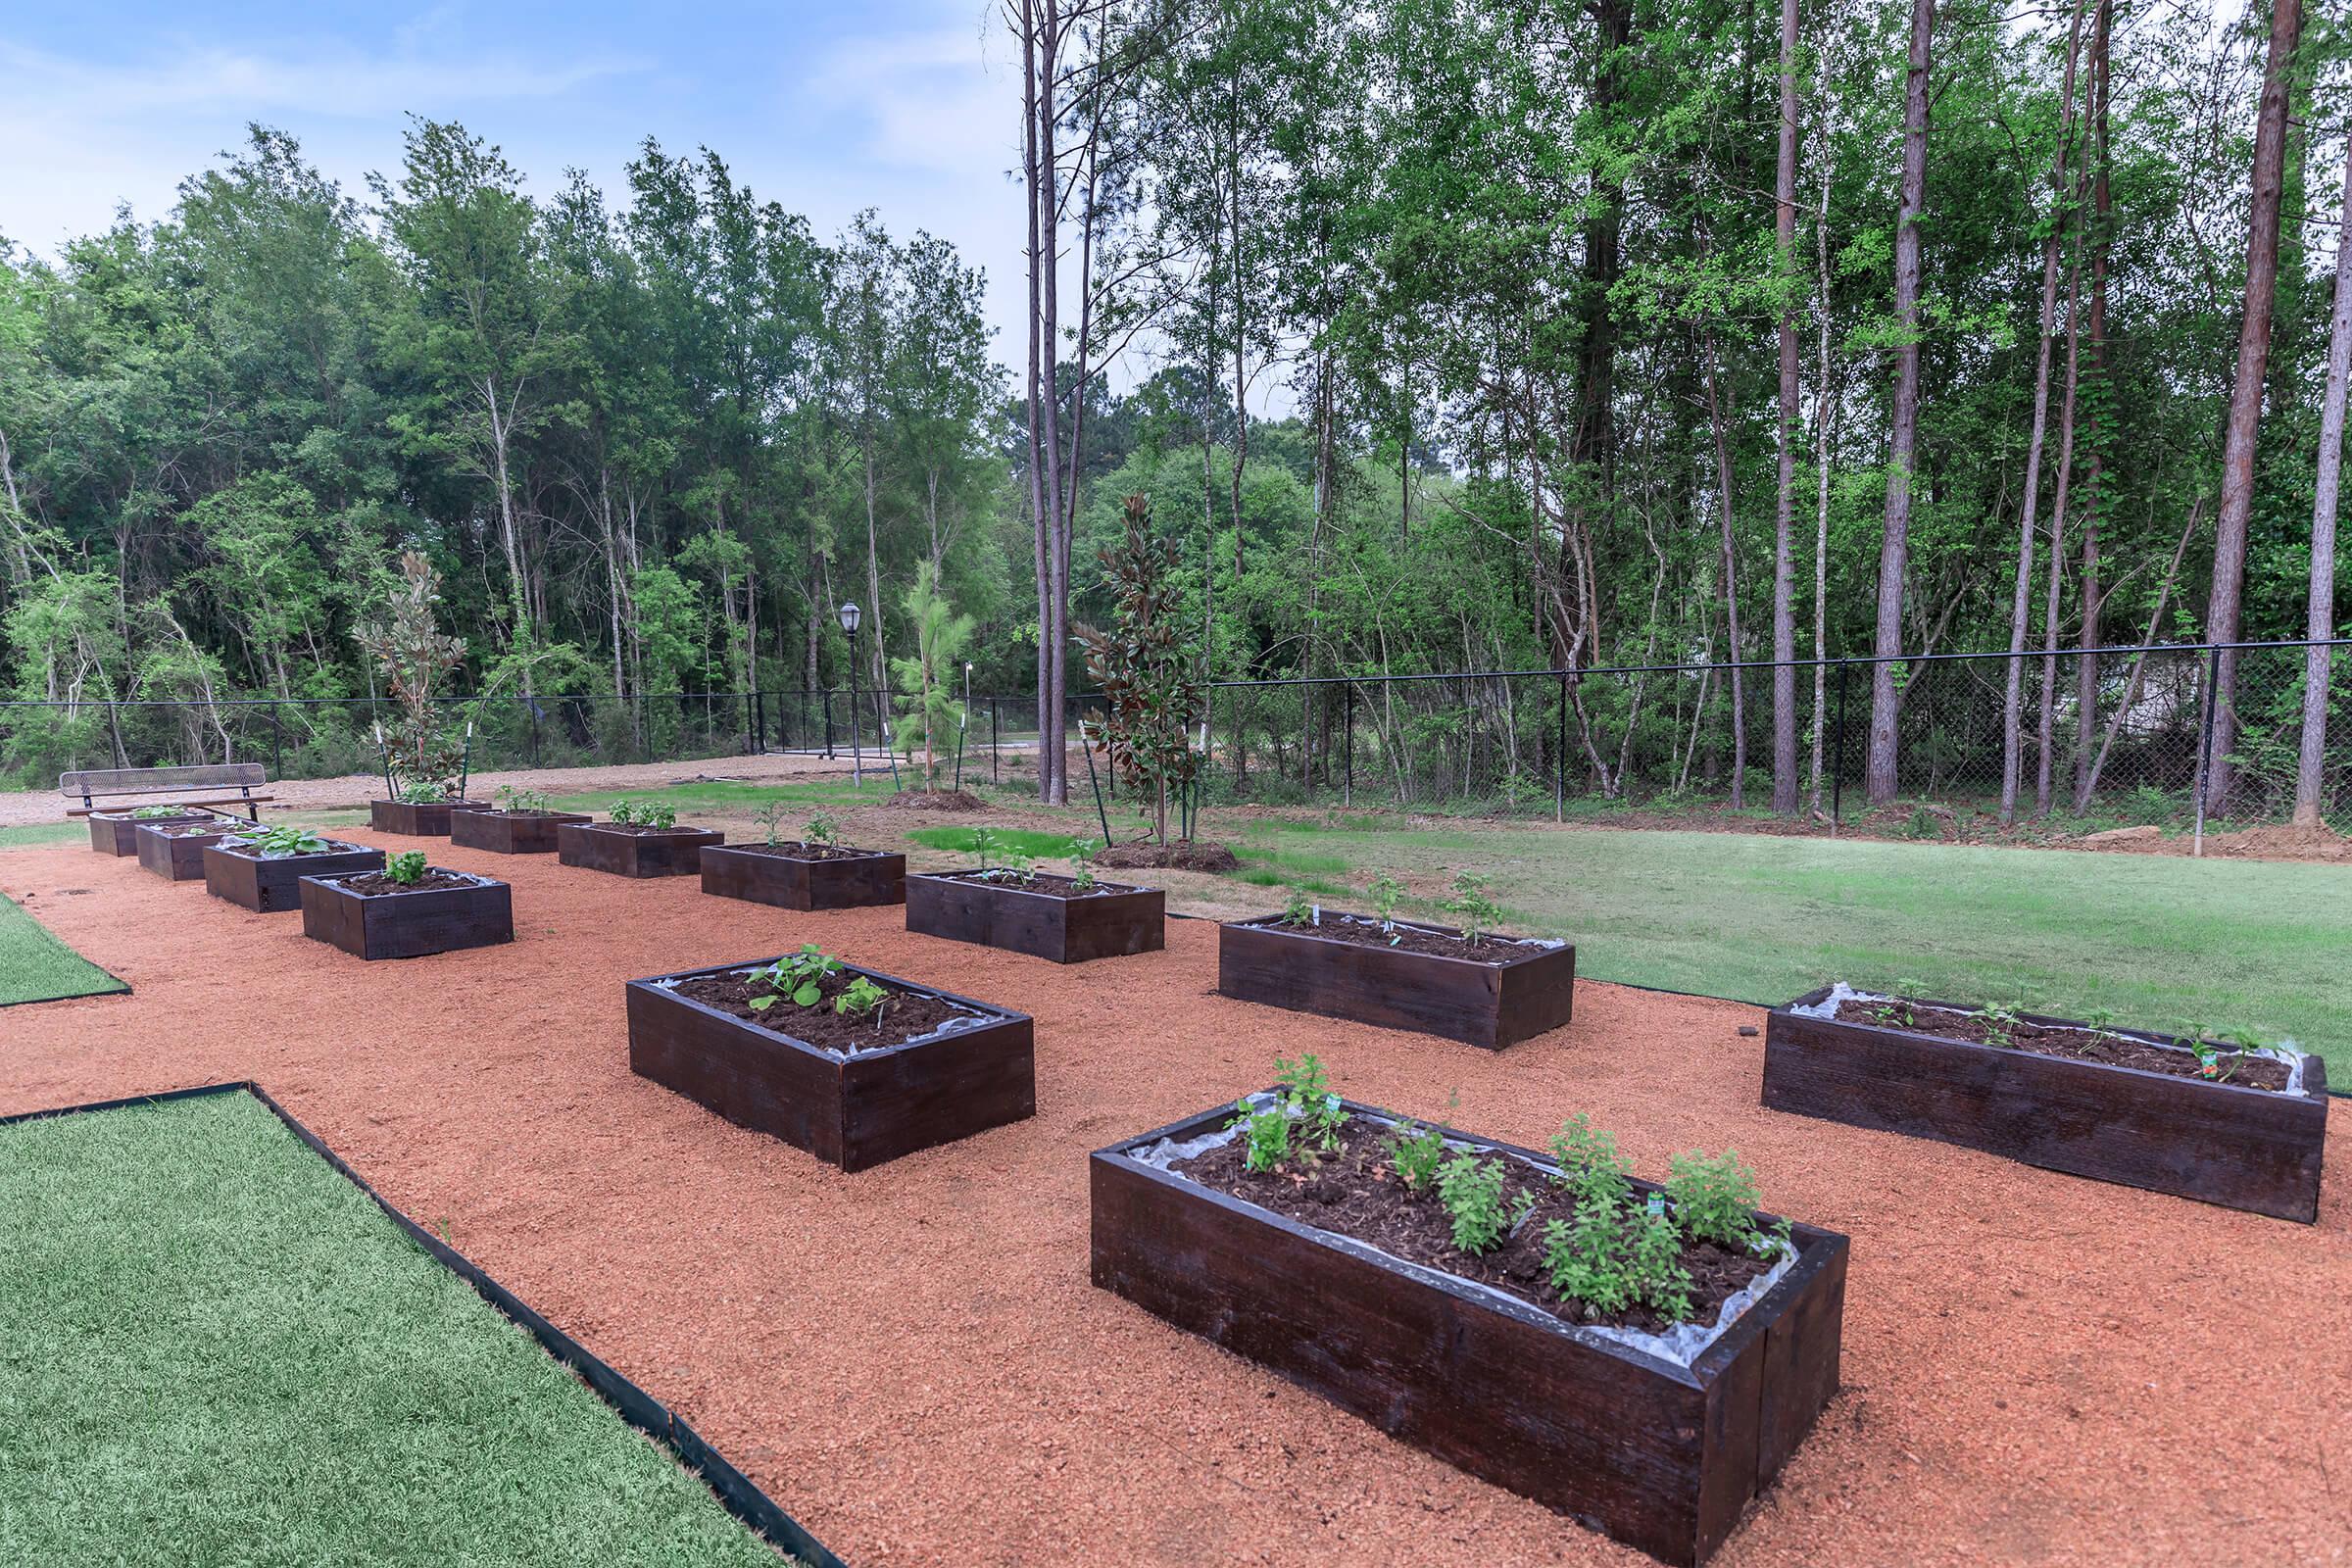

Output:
xmin=2293 ymin=136 xmax=2352 ymax=828
xmin=2073 ymin=0 xmax=2112 ymax=810
xmin=2207 ymin=0 xmax=2302 ymax=812
xmin=1868 ymin=0 xmax=1936 ymax=806
xmin=1770 ymin=0 xmax=1801 ymax=815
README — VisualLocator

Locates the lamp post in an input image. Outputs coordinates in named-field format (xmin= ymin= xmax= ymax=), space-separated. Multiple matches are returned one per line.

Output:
xmin=839 ymin=601 xmax=863 ymax=787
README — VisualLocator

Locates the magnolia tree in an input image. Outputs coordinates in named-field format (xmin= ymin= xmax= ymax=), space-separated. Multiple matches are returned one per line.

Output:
xmin=1080 ymin=494 xmax=1203 ymax=843
xmin=889 ymin=564 xmax=973 ymax=789
xmin=357 ymin=552 xmax=467 ymax=797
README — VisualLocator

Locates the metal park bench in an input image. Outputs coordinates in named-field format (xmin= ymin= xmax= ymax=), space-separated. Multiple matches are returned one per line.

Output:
xmin=60 ymin=762 xmax=274 ymax=823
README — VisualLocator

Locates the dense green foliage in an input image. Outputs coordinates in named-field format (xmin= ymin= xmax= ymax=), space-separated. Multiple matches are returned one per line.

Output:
xmin=2 ymin=2 xmax=2345 ymax=812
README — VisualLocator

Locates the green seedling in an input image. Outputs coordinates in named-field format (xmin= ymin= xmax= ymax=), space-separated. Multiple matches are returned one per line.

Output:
xmin=1068 ymin=838 xmax=1100 ymax=894
xmin=1280 ymin=887 xmax=1314 ymax=926
xmin=1387 ymin=1118 xmax=1448 ymax=1194
xmin=834 ymin=974 xmax=890 ymax=1023
xmin=747 ymin=945 xmax=842 ymax=1011
xmin=1443 ymin=871 xmax=1502 ymax=946
xmin=1367 ymin=872 xmax=1405 ymax=942
xmin=385 ymin=851 xmax=428 ymax=886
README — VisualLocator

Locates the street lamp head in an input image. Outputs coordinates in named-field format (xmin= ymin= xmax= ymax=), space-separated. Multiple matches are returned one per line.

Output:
xmin=837 ymin=601 xmax=860 ymax=637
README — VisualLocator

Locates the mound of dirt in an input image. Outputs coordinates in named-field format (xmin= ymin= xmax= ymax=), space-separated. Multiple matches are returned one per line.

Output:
xmin=2198 ymin=823 xmax=2352 ymax=862
xmin=876 ymin=788 xmax=988 ymax=812
xmin=1093 ymin=839 xmax=1242 ymax=872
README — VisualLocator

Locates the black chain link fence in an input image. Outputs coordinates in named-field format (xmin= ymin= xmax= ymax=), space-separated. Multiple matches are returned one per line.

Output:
xmin=1206 ymin=640 xmax=2352 ymax=835
xmin=0 ymin=689 xmax=1053 ymax=793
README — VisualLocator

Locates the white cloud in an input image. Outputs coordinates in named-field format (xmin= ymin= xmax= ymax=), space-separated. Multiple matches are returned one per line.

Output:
xmin=804 ymin=22 xmax=1013 ymax=183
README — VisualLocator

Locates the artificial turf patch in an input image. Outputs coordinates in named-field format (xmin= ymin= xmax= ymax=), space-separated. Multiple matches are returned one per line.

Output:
xmin=0 ymin=1092 xmax=792 ymax=1567
xmin=0 ymin=890 xmax=126 ymax=1006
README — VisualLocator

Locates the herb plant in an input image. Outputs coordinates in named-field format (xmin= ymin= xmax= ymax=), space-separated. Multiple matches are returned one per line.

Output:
xmin=1387 ymin=1118 xmax=1448 ymax=1194
xmin=1437 ymin=1153 xmax=1530 ymax=1254
xmin=385 ymin=851 xmax=428 ymax=886
xmin=746 ymin=945 xmax=842 ymax=1011
xmin=1442 ymin=871 xmax=1502 ymax=945
xmin=131 ymin=805 xmax=187 ymax=819
xmin=1068 ymin=838 xmax=1099 ymax=894
xmin=610 ymin=798 xmax=676 ymax=830
xmin=396 ymin=780 xmax=447 ymax=804
xmin=1366 ymin=872 xmax=1405 ymax=941
xmin=972 ymin=830 xmax=1036 ymax=884
xmin=1227 ymin=1051 xmax=1349 ymax=1173
xmin=834 ymin=974 xmax=890 ymax=1023
xmin=1549 ymin=1113 xmax=1631 ymax=1200
xmin=1664 ymin=1151 xmax=1763 ymax=1250
xmin=495 ymin=786 xmax=552 ymax=813
xmin=1979 ymin=1004 xmax=2020 ymax=1048
xmin=803 ymin=810 xmax=840 ymax=848
xmin=1280 ymin=887 xmax=1315 ymax=926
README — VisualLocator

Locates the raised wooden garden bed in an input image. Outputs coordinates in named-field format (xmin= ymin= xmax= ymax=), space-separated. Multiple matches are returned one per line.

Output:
xmin=904 ymin=871 xmax=1162 ymax=963
xmin=300 ymin=867 xmax=514 ymax=959
xmin=702 ymin=843 xmax=906 ymax=910
xmin=627 ymin=957 xmax=1034 ymax=1171
xmin=1217 ymin=913 xmax=1576 ymax=1049
xmin=449 ymin=808 xmax=592 ymax=855
xmin=134 ymin=819 xmax=239 ymax=881
xmin=1091 ymin=1097 xmax=1847 ymax=1567
xmin=557 ymin=822 xmax=723 ymax=878
xmin=1763 ymin=985 xmax=2328 ymax=1222
xmin=204 ymin=839 xmax=386 ymax=912
xmin=368 ymin=798 xmax=493 ymax=835
xmin=89 ymin=808 xmax=220 ymax=855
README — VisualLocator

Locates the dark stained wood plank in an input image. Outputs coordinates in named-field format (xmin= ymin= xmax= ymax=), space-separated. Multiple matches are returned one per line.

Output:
xmin=368 ymin=799 xmax=494 ymax=835
xmin=1217 ymin=916 xmax=1576 ymax=1049
xmin=700 ymin=846 xmax=907 ymax=911
xmin=1090 ymin=1099 xmax=1846 ymax=1567
xmin=557 ymin=823 xmax=724 ymax=878
xmin=627 ymin=959 xmax=1034 ymax=1172
xmin=203 ymin=841 xmax=386 ymax=911
xmin=448 ymin=809 xmax=592 ymax=855
xmin=1761 ymin=989 xmax=2328 ymax=1222
xmin=134 ymin=820 xmax=237 ymax=881
xmin=299 ymin=873 xmax=514 ymax=959
xmin=904 ymin=873 xmax=1163 ymax=963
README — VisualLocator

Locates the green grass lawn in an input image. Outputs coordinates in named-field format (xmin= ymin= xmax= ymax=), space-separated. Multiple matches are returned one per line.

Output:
xmin=0 ymin=1093 xmax=793 ymax=1567
xmin=905 ymin=824 xmax=1089 ymax=860
xmin=0 ymin=891 xmax=126 ymax=1006
xmin=1225 ymin=817 xmax=2352 ymax=1077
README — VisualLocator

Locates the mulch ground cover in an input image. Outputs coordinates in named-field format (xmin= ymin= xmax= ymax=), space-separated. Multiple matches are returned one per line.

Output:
xmin=0 ymin=836 xmax=2344 ymax=1567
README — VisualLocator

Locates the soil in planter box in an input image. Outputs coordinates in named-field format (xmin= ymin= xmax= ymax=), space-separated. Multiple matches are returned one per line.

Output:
xmin=1173 ymin=1120 xmax=1774 ymax=1338
xmin=1831 ymin=998 xmax=2291 ymax=1091
xmin=669 ymin=968 xmax=984 ymax=1054
xmin=934 ymin=870 xmax=1138 ymax=901
xmin=725 ymin=842 xmax=884 ymax=862
xmin=596 ymin=823 xmax=708 ymax=836
xmin=1257 ymin=912 xmax=1536 ymax=963
xmin=332 ymin=869 xmax=483 ymax=896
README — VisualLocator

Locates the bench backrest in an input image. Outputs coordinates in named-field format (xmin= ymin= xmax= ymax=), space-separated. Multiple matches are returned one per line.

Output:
xmin=59 ymin=762 xmax=269 ymax=803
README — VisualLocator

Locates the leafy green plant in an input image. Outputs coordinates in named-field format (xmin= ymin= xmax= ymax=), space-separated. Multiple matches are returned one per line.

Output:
xmin=239 ymin=825 xmax=329 ymax=858
xmin=1366 ymin=872 xmax=1405 ymax=941
xmin=1387 ymin=1118 xmax=1448 ymax=1194
xmin=396 ymin=780 xmax=447 ymax=804
xmin=803 ymin=810 xmax=840 ymax=848
xmin=610 ymin=798 xmax=676 ymax=830
xmin=1443 ymin=871 xmax=1502 ymax=945
xmin=1227 ymin=1051 xmax=1349 ymax=1173
xmin=747 ymin=945 xmax=842 ymax=1011
xmin=495 ymin=785 xmax=551 ymax=813
xmin=834 ymin=974 xmax=890 ymax=1024
xmin=2178 ymin=1022 xmax=2249 ymax=1083
xmin=2082 ymin=1005 xmax=2120 ymax=1031
xmin=130 ymin=805 xmax=188 ymax=819
xmin=1280 ymin=886 xmax=1314 ymax=926
xmin=1664 ymin=1151 xmax=1763 ymax=1250
xmin=385 ymin=851 xmax=428 ymax=886
xmin=1542 ymin=1188 xmax=1693 ymax=1322
xmin=357 ymin=550 xmax=466 ymax=800
xmin=972 ymin=830 xmax=1036 ymax=885
xmin=609 ymin=799 xmax=637 ymax=826
xmin=1979 ymin=1004 xmax=2020 ymax=1048
xmin=1548 ymin=1114 xmax=1631 ymax=1200
xmin=1077 ymin=493 xmax=1205 ymax=844
xmin=1438 ymin=1153 xmax=1530 ymax=1254
xmin=888 ymin=564 xmax=975 ymax=789
xmin=1068 ymin=838 xmax=1100 ymax=894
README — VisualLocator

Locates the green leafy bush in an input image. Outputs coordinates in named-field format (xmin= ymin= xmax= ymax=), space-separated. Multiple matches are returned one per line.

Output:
xmin=385 ymin=851 xmax=428 ymax=886
xmin=747 ymin=945 xmax=841 ymax=1011
xmin=239 ymin=825 xmax=329 ymax=858
xmin=1386 ymin=1118 xmax=1447 ymax=1194
xmin=1663 ymin=1151 xmax=1763 ymax=1250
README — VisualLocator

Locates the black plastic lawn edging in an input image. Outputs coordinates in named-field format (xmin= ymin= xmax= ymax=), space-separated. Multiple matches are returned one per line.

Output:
xmin=0 ymin=1081 xmax=849 ymax=1568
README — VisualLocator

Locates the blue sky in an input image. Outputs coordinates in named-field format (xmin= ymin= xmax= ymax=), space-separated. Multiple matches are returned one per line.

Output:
xmin=0 ymin=0 xmax=1032 ymax=354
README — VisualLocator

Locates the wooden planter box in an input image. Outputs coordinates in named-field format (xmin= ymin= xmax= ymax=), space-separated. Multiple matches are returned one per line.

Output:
xmin=904 ymin=872 xmax=1163 ymax=963
xmin=558 ymin=822 xmax=723 ymax=878
xmin=1762 ymin=987 xmax=2329 ymax=1222
xmin=627 ymin=958 xmax=1035 ymax=1172
xmin=1218 ymin=914 xmax=1576 ymax=1049
xmin=368 ymin=799 xmax=493 ymax=835
xmin=134 ymin=820 xmax=238 ymax=881
xmin=449 ymin=808 xmax=592 ymax=855
xmin=701 ymin=845 xmax=906 ymax=910
xmin=1092 ymin=1099 xmax=1848 ymax=1567
xmin=204 ymin=840 xmax=386 ymax=912
xmin=299 ymin=869 xmax=514 ymax=959
xmin=90 ymin=808 xmax=220 ymax=855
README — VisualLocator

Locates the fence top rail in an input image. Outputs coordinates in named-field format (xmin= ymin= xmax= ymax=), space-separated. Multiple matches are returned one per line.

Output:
xmin=1204 ymin=636 xmax=2352 ymax=691
xmin=0 ymin=689 xmax=1040 ymax=711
